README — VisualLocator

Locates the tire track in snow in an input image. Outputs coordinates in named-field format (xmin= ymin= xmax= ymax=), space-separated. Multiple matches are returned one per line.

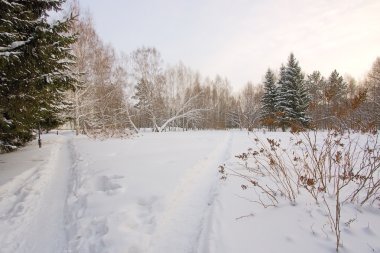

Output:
xmin=148 ymin=132 xmax=232 ymax=253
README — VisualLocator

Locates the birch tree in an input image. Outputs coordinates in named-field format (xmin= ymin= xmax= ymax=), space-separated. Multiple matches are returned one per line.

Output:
xmin=365 ymin=57 xmax=380 ymax=128
xmin=240 ymin=82 xmax=263 ymax=131
xmin=69 ymin=4 xmax=130 ymax=137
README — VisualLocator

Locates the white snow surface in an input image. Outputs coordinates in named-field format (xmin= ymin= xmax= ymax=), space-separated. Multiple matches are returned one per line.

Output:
xmin=0 ymin=130 xmax=379 ymax=253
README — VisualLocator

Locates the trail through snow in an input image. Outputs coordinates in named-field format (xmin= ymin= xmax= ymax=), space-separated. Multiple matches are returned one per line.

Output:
xmin=148 ymin=132 xmax=232 ymax=253
xmin=0 ymin=134 xmax=72 ymax=253
xmin=63 ymin=131 xmax=233 ymax=253
xmin=0 ymin=131 xmax=236 ymax=253
xmin=2 ymin=131 xmax=230 ymax=253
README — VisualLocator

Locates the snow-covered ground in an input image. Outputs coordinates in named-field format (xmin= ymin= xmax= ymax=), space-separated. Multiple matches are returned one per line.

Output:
xmin=0 ymin=130 xmax=379 ymax=253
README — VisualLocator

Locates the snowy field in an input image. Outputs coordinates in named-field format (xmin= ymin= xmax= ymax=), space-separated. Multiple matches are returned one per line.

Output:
xmin=0 ymin=130 xmax=379 ymax=253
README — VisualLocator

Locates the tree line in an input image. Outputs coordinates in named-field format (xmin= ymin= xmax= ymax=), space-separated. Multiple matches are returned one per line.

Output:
xmin=260 ymin=55 xmax=380 ymax=132
xmin=1 ymin=0 xmax=379 ymax=151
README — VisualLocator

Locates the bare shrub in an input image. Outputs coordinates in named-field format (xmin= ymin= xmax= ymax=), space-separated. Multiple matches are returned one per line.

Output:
xmin=85 ymin=127 xmax=135 ymax=140
xmin=221 ymin=129 xmax=380 ymax=252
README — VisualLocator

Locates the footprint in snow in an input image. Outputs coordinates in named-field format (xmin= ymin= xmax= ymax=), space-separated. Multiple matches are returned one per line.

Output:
xmin=363 ymin=226 xmax=376 ymax=236
xmin=96 ymin=175 xmax=124 ymax=195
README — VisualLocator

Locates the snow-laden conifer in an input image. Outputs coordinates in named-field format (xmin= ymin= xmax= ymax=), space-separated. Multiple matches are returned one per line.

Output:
xmin=276 ymin=53 xmax=310 ymax=130
xmin=260 ymin=69 xmax=277 ymax=131
xmin=0 ymin=0 xmax=76 ymax=151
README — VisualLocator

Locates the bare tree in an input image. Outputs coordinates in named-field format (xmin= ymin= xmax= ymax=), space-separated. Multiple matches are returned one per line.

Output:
xmin=69 ymin=3 xmax=99 ymax=135
xmin=240 ymin=82 xmax=263 ymax=131
xmin=364 ymin=57 xmax=380 ymax=128
xmin=130 ymin=47 xmax=166 ymax=131
xmin=130 ymin=49 xmax=209 ymax=132
xmin=68 ymin=3 xmax=130 ymax=137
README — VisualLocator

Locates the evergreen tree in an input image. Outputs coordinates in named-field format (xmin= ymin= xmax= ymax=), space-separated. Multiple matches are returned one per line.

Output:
xmin=0 ymin=0 xmax=76 ymax=151
xmin=134 ymin=78 xmax=153 ymax=111
xmin=260 ymin=68 xmax=277 ymax=131
xmin=325 ymin=70 xmax=347 ymax=103
xmin=306 ymin=71 xmax=325 ymax=103
xmin=324 ymin=70 xmax=348 ymax=128
xmin=133 ymin=77 xmax=165 ymax=131
xmin=276 ymin=53 xmax=310 ymax=130
xmin=305 ymin=71 xmax=326 ymax=128
xmin=275 ymin=65 xmax=287 ymax=130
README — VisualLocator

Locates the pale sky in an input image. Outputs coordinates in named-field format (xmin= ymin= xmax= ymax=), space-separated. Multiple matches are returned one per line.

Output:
xmin=78 ymin=0 xmax=380 ymax=91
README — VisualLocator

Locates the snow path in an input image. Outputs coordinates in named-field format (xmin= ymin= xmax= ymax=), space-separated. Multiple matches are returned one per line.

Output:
xmin=0 ymin=135 xmax=72 ymax=253
xmin=58 ymin=131 xmax=235 ymax=253
xmin=148 ymin=132 xmax=232 ymax=253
